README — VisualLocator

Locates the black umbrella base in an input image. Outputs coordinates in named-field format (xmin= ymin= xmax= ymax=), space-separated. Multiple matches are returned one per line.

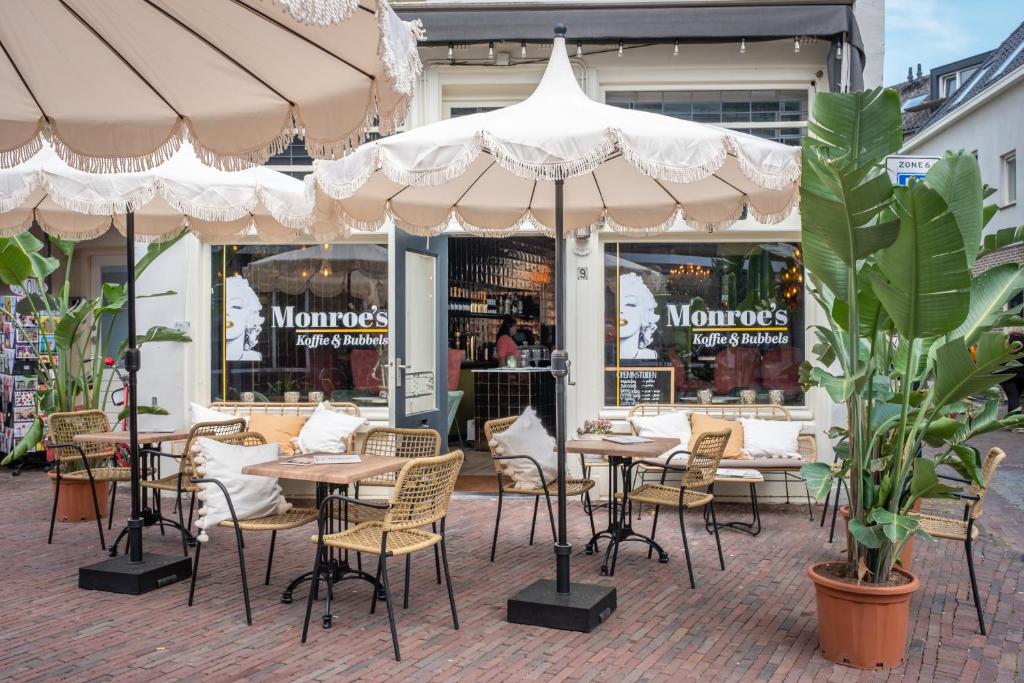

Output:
xmin=79 ymin=553 xmax=192 ymax=595
xmin=507 ymin=579 xmax=616 ymax=632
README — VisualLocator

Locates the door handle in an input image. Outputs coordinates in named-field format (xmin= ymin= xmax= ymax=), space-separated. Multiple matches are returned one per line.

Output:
xmin=384 ymin=358 xmax=409 ymax=387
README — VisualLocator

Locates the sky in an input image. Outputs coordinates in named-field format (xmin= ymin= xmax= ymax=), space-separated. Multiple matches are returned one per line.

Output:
xmin=884 ymin=0 xmax=1024 ymax=85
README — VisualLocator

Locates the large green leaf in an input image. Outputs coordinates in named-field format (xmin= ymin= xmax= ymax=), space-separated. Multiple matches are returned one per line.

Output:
xmin=949 ymin=264 xmax=1024 ymax=346
xmin=97 ymin=282 xmax=128 ymax=315
xmin=926 ymin=151 xmax=985 ymax=265
xmin=116 ymin=325 xmax=191 ymax=358
xmin=848 ymin=518 xmax=884 ymax=549
xmin=871 ymin=183 xmax=971 ymax=339
xmin=931 ymin=333 xmax=1021 ymax=410
xmin=867 ymin=508 xmax=920 ymax=543
xmin=0 ymin=417 xmax=43 ymax=465
xmin=907 ymin=458 xmax=959 ymax=503
xmin=117 ymin=404 xmax=169 ymax=421
xmin=0 ymin=235 xmax=61 ymax=288
xmin=980 ymin=225 xmax=1023 ymax=257
xmin=53 ymin=301 xmax=91 ymax=351
xmin=831 ymin=264 xmax=890 ymax=336
xmin=806 ymin=88 xmax=904 ymax=167
xmin=800 ymin=462 xmax=835 ymax=501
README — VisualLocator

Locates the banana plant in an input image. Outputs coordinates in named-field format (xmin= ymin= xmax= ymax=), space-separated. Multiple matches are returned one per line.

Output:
xmin=0 ymin=230 xmax=191 ymax=466
xmin=798 ymin=88 xmax=1024 ymax=583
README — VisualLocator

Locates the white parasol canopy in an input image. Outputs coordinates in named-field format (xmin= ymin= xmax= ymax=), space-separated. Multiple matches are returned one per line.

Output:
xmin=0 ymin=0 xmax=422 ymax=173
xmin=312 ymin=35 xmax=801 ymax=237
xmin=0 ymin=141 xmax=314 ymax=244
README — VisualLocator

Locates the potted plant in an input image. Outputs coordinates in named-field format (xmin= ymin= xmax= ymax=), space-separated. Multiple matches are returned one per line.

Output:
xmin=0 ymin=232 xmax=191 ymax=520
xmin=798 ymin=88 xmax=1023 ymax=669
xmin=576 ymin=418 xmax=613 ymax=439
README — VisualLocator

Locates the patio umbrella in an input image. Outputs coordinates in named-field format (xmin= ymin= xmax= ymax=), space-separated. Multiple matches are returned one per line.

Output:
xmin=0 ymin=141 xmax=314 ymax=585
xmin=311 ymin=25 xmax=801 ymax=626
xmin=242 ymin=243 xmax=388 ymax=297
xmin=0 ymin=0 xmax=422 ymax=172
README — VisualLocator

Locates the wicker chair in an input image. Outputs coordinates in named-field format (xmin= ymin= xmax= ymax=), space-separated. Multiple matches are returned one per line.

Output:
xmin=140 ymin=419 xmax=246 ymax=554
xmin=47 ymin=410 xmax=132 ymax=550
xmin=301 ymin=450 xmax=464 ymax=661
xmin=625 ymin=429 xmax=731 ymax=589
xmin=483 ymin=416 xmax=597 ymax=562
xmin=910 ymin=448 xmax=1006 ymax=635
xmin=187 ymin=432 xmax=319 ymax=625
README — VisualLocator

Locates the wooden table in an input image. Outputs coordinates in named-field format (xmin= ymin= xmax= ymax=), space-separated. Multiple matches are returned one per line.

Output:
xmin=566 ymin=437 xmax=681 ymax=576
xmin=706 ymin=469 xmax=765 ymax=536
xmin=74 ymin=429 xmax=194 ymax=555
xmin=242 ymin=454 xmax=406 ymax=606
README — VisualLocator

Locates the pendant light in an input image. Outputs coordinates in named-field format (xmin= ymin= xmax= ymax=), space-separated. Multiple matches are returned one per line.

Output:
xmin=673 ymin=40 xmax=679 ymax=57
xmin=618 ymin=41 xmax=624 ymax=57
xmin=793 ymin=37 xmax=800 ymax=53
xmin=740 ymin=38 xmax=746 ymax=54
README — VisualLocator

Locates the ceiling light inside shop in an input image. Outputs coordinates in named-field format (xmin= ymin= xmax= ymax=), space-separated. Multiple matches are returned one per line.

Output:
xmin=740 ymin=38 xmax=746 ymax=54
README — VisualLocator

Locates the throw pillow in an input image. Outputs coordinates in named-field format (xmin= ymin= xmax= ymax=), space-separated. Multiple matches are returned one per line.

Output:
xmin=191 ymin=402 xmax=245 ymax=426
xmin=739 ymin=418 xmax=803 ymax=459
xmin=490 ymin=407 xmax=557 ymax=490
xmin=296 ymin=402 xmax=366 ymax=454
xmin=688 ymin=413 xmax=744 ymax=459
xmin=631 ymin=410 xmax=692 ymax=464
xmin=192 ymin=437 xmax=290 ymax=542
xmin=248 ymin=413 xmax=306 ymax=456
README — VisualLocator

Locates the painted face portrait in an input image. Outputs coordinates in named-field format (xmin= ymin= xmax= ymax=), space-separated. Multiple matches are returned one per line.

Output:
xmin=225 ymin=275 xmax=264 ymax=361
xmin=618 ymin=273 xmax=659 ymax=360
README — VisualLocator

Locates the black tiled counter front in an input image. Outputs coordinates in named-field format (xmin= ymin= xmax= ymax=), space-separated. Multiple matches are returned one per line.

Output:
xmin=472 ymin=368 xmax=555 ymax=448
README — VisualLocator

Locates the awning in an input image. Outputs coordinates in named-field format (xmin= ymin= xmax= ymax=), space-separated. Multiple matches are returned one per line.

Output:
xmin=398 ymin=3 xmax=865 ymax=91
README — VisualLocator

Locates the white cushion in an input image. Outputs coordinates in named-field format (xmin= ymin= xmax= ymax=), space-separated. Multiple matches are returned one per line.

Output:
xmin=630 ymin=410 xmax=692 ymax=443
xmin=739 ymin=418 xmax=803 ymax=459
xmin=191 ymin=402 xmax=245 ymax=426
xmin=192 ymin=437 xmax=290 ymax=541
xmin=296 ymin=402 xmax=366 ymax=454
xmin=490 ymin=408 xmax=557 ymax=490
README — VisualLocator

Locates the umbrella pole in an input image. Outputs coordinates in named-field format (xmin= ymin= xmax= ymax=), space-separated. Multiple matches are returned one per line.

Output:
xmin=77 ymin=211 xmax=192 ymax=593
xmin=124 ymin=211 xmax=143 ymax=564
xmin=506 ymin=170 xmax=616 ymax=631
xmin=551 ymin=179 xmax=571 ymax=594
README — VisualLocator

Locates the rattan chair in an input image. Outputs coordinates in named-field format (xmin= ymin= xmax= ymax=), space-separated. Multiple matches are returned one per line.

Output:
xmin=484 ymin=416 xmax=597 ymax=562
xmin=910 ymin=448 xmax=1006 ymax=635
xmin=187 ymin=432 xmax=319 ymax=625
xmin=47 ymin=410 xmax=132 ymax=550
xmin=625 ymin=429 xmax=731 ymax=588
xmin=301 ymin=450 xmax=464 ymax=661
xmin=140 ymin=419 xmax=246 ymax=554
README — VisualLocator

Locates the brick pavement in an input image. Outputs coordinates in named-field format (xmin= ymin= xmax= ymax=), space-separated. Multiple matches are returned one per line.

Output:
xmin=0 ymin=431 xmax=1020 ymax=682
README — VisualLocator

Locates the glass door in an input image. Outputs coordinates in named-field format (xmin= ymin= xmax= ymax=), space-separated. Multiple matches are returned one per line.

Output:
xmin=390 ymin=230 xmax=448 ymax=434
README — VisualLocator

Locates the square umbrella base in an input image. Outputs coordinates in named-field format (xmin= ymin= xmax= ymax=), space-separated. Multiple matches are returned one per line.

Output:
xmin=507 ymin=579 xmax=616 ymax=632
xmin=79 ymin=554 xmax=192 ymax=595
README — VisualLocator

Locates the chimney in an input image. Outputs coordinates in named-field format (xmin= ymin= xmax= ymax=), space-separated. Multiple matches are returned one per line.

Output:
xmin=907 ymin=66 xmax=913 ymax=82
xmin=917 ymin=63 xmax=923 ymax=79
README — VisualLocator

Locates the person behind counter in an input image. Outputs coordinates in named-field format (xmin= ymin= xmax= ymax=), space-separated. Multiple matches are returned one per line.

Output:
xmin=496 ymin=316 xmax=519 ymax=364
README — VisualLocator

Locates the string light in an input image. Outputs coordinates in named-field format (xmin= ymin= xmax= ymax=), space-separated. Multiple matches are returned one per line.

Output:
xmin=793 ymin=37 xmax=801 ymax=53
xmin=836 ymin=41 xmax=843 ymax=58
xmin=740 ymin=38 xmax=746 ymax=54
xmin=618 ymin=41 xmax=624 ymax=57
xmin=448 ymin=42 xmax=453 ymax=60
xmin=488 ymin=41 xmax=494 ymax=59
xmin=521 ymin=41 xmax=527 ymax=58
xmin=673 ymin=40 xmax=679 ymax=57
xmin=577 ymin=41 xmax=583 ymax=57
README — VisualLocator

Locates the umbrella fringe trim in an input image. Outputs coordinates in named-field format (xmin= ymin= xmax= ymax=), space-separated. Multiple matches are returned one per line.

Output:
xmin=452 ymin=210 xmax=534 ymax=238
xmin=0 ymin=214 xmax=36 ymax=238
xmin=48 ymin=125 xmax=184 ymax=174
xmin=617 ymin=133 xmax=726 ymax=185
xmin=334 ymin=205 xmax=388 ymax=233
xmin=111 ymin=218 xmax=191 ymax=244
xmin=255 ymin=188 xmax=316 ymax=229
xmin=725 ymin=135 xmax=802 ymax=191
xmin=267 ymin=0 xmax=360 ymax=27
xmin=680 ymin=202 xmax=746 ymax=233
xmin=0 ymin=134 xmax=43 ymax=170
xmin=381 ymin=137 xmax=483 ymax=186
xmin=483 ymin=131 xmax=617 ymax=181
xmin=315 ymin=148 xmax=379 ymax=199
xmin=44 ymin=180 xmax=158 ymax=216
xmin=188 ymin=122 xmax=294 ymax=173
xmin=747 ymin=193 xmax=800 ymax=225
xmin=0 ymin=172 xmax=41 ymax=213
xmin=603 ymin=210 xmax=679 ymax=235
xmin=35 ymin=213 xmax=113 ymax=242
xmin=390 ymin=213 xmax=448 ymax=237
xmin=377 ymin=8 xmax=425 ymax=98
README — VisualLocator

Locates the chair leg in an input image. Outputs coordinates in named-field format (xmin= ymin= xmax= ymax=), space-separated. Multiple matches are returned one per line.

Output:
xmin=380 ymin=553 xmax=401 ymax=662
xmin=647 ymin=506 xmax=661 ymax=559
xmin=301 ymin=542 xmax=325 ymax=643
xmin=231 ymin=526 xmax=252 ymax=625
xmin=528 ymin=495 xmax=539 ymax=545
xmin=176 ymin=489 xmax=188 ymax=557
xmin=542 ymin=488 xmax=557 ymax=543
xmin=155 ymin=490 xmax=165 ymax=536
xmin=85 ymin=469 xmax=106 ymax=551
xmin=108 ymin=482 xmax=117 ymax=530
xmin=48 ymin=469 xmax=61 ymax=545
xmin=187 ymin=494 xmax=196 ymax=530
xmin=370 ymin=555 xmax=383 ymax=615
xmin=403 ymin=554 xmax=411 ymax=609
xmin=431 ymin=521 xmax=441 ymax=585
xmin=265 ymin=530 xmax=277 ymax=586
xmin=678 ymin=506 xmax=696 ymax=589
xmin=709 ymin=501 xmax=725 ymax=570
xmin=965 ymin=535 xmax=986 ymax=635
xmin=803 ymin=478 xmax=813 ymax=520
xmin=490 ymin=489 xmax=503 ymax=562
xmin=440 ymin=528 xmax=459 ymax=630
xmin=188 ymin=539 xmax=202 ymax=607
xmin=586 ymin=490 xmax=597 ymax=541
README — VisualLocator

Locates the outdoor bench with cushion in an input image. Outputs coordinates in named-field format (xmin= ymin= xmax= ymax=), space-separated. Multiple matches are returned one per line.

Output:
xmin=628 ymin=403 xmax=816 ymax=513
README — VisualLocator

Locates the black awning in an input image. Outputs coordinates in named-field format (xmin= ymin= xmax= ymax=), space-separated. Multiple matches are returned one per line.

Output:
xmin=398 ymin=4 xmax=865 ymax=90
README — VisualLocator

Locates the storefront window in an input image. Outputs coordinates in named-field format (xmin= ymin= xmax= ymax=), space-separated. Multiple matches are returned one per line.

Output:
xmin=605 ymin=242 xmax=805 ymax=407
xmin=211 ymin=244 xmax=389 ymax=402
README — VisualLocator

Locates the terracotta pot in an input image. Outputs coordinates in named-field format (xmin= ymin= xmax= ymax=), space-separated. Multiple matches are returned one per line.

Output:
xmin=807 ymin=562 xmax=920 ymax=669
xmin=839 ymin=504 xmax=917 ymax=569
xmin=48 ymin=471 xmax=109 ymax=522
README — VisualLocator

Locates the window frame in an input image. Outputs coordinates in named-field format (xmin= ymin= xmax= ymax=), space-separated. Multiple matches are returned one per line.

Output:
xmin=1002 ymin=150 xmax=1017 ymax=207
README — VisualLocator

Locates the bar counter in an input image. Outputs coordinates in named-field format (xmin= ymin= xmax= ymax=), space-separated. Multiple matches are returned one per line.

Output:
xmin=471 ymin=366 xmax=555 ymax=447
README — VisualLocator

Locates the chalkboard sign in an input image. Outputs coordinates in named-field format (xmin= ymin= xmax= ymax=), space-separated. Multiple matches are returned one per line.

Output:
xmin=605 ymin=366 xmax=675 ymax=406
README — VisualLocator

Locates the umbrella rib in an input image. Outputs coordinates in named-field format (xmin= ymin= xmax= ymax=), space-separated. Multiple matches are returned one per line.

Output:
xmin=227 ymin=0 xmax=375 ymax=82
xmin=0 ymin=36 xmax=47 ymax=121
xmin=453 ymin=160 xmax=495 ymax=206
xmin=55 ymin=0 xmax=182 ymax=117
xmin=143 ymin=0 xmax=294 ymax=105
